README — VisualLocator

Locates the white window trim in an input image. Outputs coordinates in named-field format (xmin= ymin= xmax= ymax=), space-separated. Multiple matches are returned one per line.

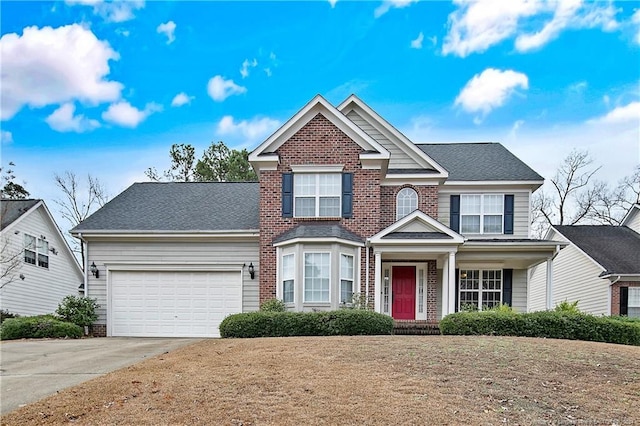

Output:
xmin=396 ymin=187 xmax=418 ymax=221
xmin=458 ymin=269 xmax=502 ymax=311
xmin=294 ymin=173 xmax=342 ymax=218
xmin=460 ymin=194 xmax=504 ymax=235
xmin=24 ymin=234 xmax=49 ymax=269
xmin=303 ymin=251 xmax=332 ymax=303
xmin=339 ymin=253 xmax=354 ymax=304
xmin=282 ymin=253 xmax=295 ymax=305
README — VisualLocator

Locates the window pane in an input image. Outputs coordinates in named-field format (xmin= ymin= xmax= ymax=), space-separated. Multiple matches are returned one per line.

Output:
xmin=295 ymin=197 xmax=315 ymax=216
xmin=318 ymin=174 xmax=341 ymax=196
xmin=24 ymin=234 xmax=36 ymax=250
xmin=460 ymin=292 xmax=479 ymax=311
xmin=25 ymin=250 xmax=36 ymax=265
xmin=319 ymin=197 xmax=340 ymax=217
xmin=283 ymin=254 xmax=294 ymax=279
xmin=294 ymin=174 xmax=315 ymax=196
xmin=461 ymin=215 xmax=480 ymax=233
xmin=461 ymin=195 xmax=481 ymax=214
xmin=483 ymin=195 xmax=503 ymax=214
xmin=340 ymin=280 xmax=353 ymax=304
xmin=482 ymin=291 xmax=501 ymax=310
xmin=304 ymin=253 xmax=330 ymax=302
xmin=283 ymin=280 xmax=294 ymax=303
xmin=38 ymin=254 xmax=49 ymax=268
xmin=483 ymin=215 xmax=502 ymax=233
xmin=629 ymin=288 xmax=640 ymax=308
xmin=340 ymin=254 xmax=353 ymax=279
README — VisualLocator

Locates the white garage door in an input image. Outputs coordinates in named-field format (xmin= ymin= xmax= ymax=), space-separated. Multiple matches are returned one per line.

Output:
xmin=110 ymin=270 xmax=242 ymax=338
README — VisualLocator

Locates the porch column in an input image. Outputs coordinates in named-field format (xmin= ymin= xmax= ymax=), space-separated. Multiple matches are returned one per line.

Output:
xmin=441 ymin=254 xmax=450 ymax=317
xmin=374 ymin=251 xmax=381 ymax=313
xmin=447 ymin=251 xmax=456 ymax=315
xmin=545 ymin=257 xmax=554 ymax=310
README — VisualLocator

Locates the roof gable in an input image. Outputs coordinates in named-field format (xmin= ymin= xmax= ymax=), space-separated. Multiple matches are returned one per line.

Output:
xmin=338 ymin=95 xmax=448 ymax=179
xmin=370 ymin=210 xmax=464 ymax=244
xmin=622 ymin=204 xmax=640 ymax=232
xmin=1 ymin=199 xmax=40 ymax=230
xmin=553 ymin=225 xmax=640 ymax=275
xmin=249 ymin=95 xmax=389 ymax=171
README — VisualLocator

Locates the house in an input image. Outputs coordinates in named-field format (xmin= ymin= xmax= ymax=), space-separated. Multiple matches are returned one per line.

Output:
xmin=71 ymin=95 xmax=562 ymax=338
xmin=528 ymin=204 xmax=640 ymax=317
xmin=0 ymin=199 xmax=83 ymax=316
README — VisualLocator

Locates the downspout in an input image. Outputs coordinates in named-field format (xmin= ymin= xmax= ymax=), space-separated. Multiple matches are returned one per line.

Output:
xmin=365 ymin=239 xmax=371 ymax=307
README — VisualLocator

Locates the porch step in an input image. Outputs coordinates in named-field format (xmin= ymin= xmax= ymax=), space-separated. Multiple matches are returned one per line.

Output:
xmin=393 ymin=321 xmax=440 ymax=335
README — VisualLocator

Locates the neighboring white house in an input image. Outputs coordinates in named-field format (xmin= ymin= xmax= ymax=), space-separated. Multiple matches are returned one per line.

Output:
xmin=529 ymin=204 xmax=640 ymax=317
xmin=0 ymin=199 xmax=83 ymax=316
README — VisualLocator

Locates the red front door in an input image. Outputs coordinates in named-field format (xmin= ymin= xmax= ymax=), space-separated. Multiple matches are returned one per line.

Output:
xmin=392 ymin=266 xmax=416 ymax=320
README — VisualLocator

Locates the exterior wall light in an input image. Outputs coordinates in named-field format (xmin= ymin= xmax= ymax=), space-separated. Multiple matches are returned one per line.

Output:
xmin=90 ymin=262 xmax=100 ymax=278
xmin=248 ymin=262 xmax=255 ymax=280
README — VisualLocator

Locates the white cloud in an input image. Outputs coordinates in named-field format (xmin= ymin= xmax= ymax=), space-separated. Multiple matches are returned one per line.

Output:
xmin=443 ymin=0 xmax=620 ymax=57
xmin=171 ymin=92 xmax=194 ymax=107
xmin=240 ymin=58 xmax=258 ymax=78
xmin=0 ymin=24 xmax=123 ymax=121
xmin=65 ymin=0 xmax=145 ymax=23
xmin=102 ymin=101 xmax=161 ymax=128
xmin=1 ymin=130 xmax=13 ymax=144
xmin=45 ymin=103 xmax=100 ymax=132
xmin=410 ymin=32 xmax=424 ymax=49
xmin=328 ymin=0 xmax=338 ymax=8
xmin=207 ymin=75 xmax=247 ymax=102
xmin=455 ymin=68 xmax=529 ymax=123
xmin=587 ymin=101 xmax=640 ymax=125
xmin=216 ymin=115 xmax=281 ymax=143
xmin=157 ymin=21 xmax=176 ymax=44
xmin=374 ymin=0 xmax=418 ymax=18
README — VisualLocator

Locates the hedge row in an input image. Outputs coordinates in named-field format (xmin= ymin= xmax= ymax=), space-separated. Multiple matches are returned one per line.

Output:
xmin=0 ymin=315 xmax=83 ymax=340
xmin=220 ymin=309 xmax=394 ymax=338
xmin=440 ymin=310 xmax=640 ymax=346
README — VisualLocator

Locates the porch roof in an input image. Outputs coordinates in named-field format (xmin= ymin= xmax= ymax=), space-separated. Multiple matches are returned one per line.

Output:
xmin=382 ymin=232 xmax=452 ymax=239
xmin=272 ymin=221 xmax=364 ymax=245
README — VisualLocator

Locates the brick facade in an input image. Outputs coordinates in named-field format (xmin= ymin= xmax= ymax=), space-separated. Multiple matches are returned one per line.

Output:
xmin=259 ymin=113 xmax=382 ymax=303
xmin=610 ymin=281 xmax=640 ymax=316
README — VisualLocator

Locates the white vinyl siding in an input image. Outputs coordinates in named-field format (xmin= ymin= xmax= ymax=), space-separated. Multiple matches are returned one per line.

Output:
xmin=439 ymin=190 xmax=531 ymax=238
xmin=346 ymin=110 xmax=422 ymax=170
xmin=85 ymin=239 xmax=260 ymax=328
xmin=527 ymin=231 xmax=609 ymax=315
xmin=511 ymin=269 xmax=528 ymax=313
xmin=0 ymin=206 xmax=83 ymax=316
xmin=624 ymin=210 xmax=640 ymax=234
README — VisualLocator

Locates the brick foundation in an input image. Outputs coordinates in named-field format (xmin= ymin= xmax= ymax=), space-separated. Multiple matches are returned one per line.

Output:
xmin=611 ymin=281 xmax=640 ymax=315
xmin=90 ymin=324 xmax=106 ymax=337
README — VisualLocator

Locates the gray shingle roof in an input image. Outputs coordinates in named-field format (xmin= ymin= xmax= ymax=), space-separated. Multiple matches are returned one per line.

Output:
xmin=554 ymin=225 xmax=640 ymax=275
xmin=1 ymin=199 xmax=40 ymax=230
xmin=273 ymin=222 xmax=364 ymax=244
xmin=72 ymin=182 xmax=259 ymax=232
xmin=418 ymin=143 xmax=543 ymax=181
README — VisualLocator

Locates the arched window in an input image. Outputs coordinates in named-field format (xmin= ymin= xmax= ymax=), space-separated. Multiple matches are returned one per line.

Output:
xmin=396 ymin=187 xmax=418 ymax=220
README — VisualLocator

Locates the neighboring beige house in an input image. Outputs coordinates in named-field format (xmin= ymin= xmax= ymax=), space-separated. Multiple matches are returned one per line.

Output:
xmin=0 ymin=199 xmax=83 ymax=316
xmin=528 ymin=204 xmax=640 ymax=317
xmin=72 ymin=95 xmax=561 ymax=338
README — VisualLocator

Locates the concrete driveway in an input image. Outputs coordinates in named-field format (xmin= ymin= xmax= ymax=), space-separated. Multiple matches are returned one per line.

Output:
xmin=0 ymin=337 xmax=200 ymax=415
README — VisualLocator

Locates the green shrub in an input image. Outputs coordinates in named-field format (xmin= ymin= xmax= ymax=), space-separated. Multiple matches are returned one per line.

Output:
xmin=259 ymin=298 xmax=287 ymax=312
xmin=555 ymin=299 xmax=581 ymax=314
xmin=0 ymin=309 xmax=19 ymax=324
xmin=0 ymin=315 xmax=83 ymax=340
xmin=220 ymin=309 xmax=394 ymax=338
xmin=487 ymin=303 xmax=515 ymax=313
xmin=439 ymin=310 xmax=640 ymax=346
xmin=56 ymin=295 xmax=99 ymax=327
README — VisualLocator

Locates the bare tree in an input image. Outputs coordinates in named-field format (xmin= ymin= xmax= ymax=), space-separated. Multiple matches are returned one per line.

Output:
xmin=54 ymin=172 xmax=109 ymax=266
xmin=532 ymin=151 xmax=640 ymax=236
xmin=0 ymin=236 xmax=23 ymax=289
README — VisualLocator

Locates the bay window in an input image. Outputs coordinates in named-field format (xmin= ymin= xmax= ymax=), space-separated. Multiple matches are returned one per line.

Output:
xmin=282 ymin=254 xmax=295 ymax=304
xmin=340 ymin=254 xmax=354 ymax=304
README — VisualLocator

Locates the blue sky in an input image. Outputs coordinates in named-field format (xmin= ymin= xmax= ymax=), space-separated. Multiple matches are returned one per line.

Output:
xmin=1 ymin=0 xmax=639 ymax=234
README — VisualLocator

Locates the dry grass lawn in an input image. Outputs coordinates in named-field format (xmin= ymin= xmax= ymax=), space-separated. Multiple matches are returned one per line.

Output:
xmin=2 ymin=336 xmax=639 ymax=425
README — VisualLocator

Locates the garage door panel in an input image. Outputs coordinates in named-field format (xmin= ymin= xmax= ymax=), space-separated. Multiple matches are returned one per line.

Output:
xmin=110 ymin=270 xmax=241 ymax=338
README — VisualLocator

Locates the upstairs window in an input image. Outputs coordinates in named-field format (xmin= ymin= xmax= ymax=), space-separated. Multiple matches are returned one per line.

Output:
xmin=460 ymin=194 xmax=504 ymax=234
xmin=396 ymin=187 xmax=418 ymax=220
xmin=294 ymin=174 xmax=341 ymax=217
xmin=24 ymin=234 xmax=48 ymax=268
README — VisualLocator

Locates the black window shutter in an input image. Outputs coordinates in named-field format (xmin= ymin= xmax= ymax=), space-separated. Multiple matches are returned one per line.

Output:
xmin=620 ymin=287 xmax=629 ymax=316
xmin=503 ymin=269 xmax=513 ymax=307
xmin=504 ymin=194 xmax=514 ymax=235
xmin=282 ymin=173 xmax=293 ymax=218
xmin=454 ymin=269 xmax=459 ymax=313
xmin=450 ymin=195 xmax=460 ymax=232
xmin=342 ymin=173 xmax=353 ymax=218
